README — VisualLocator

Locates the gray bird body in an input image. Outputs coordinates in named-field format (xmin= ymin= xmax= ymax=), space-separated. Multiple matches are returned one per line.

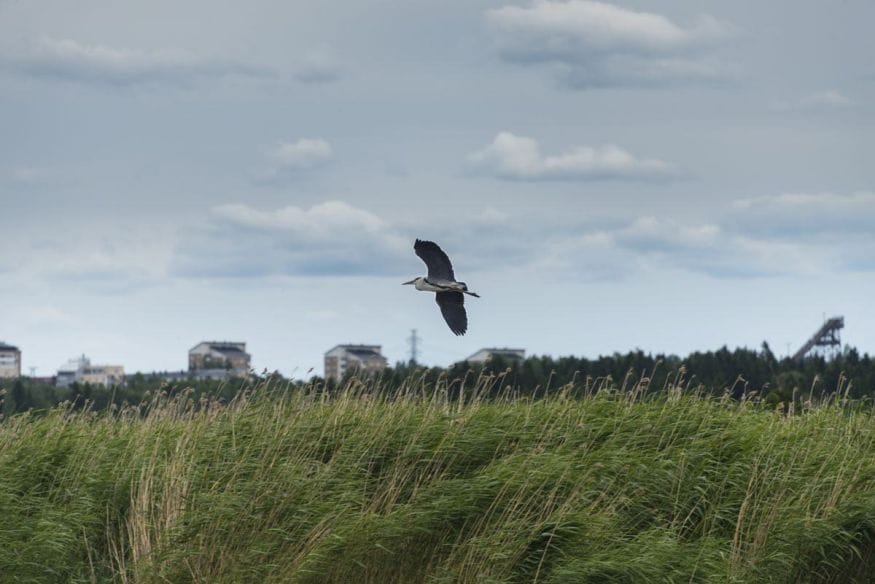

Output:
xmin=403 ymin=239 xmax=479 ymax=336
xmin=408 ymin=276 xmax=467 ymax=293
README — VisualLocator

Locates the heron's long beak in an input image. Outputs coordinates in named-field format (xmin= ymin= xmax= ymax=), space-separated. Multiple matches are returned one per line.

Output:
xmin=402 ymin=279 xmax=416 ymax=285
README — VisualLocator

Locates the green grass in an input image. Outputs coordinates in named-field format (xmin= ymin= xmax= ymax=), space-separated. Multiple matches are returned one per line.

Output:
xmin=2 ymin=376 xmax=875 ymax=583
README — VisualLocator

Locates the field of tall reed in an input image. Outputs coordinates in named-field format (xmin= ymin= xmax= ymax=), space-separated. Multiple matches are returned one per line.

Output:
xmin=2 ymin=374 xmax=874 ymax=583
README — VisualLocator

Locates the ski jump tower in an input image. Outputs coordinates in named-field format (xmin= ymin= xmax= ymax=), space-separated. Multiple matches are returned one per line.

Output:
xmin=793 ymin=316 xmax=844 ymax=361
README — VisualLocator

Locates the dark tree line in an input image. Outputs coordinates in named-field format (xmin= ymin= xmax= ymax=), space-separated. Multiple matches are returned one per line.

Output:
xmin=3 ymin=344 xmax=874 ymax=416
xmin=0 ymin=372 xmax=290 ymax=416
xmin=358 ymin=342 xmax=875 ymax=404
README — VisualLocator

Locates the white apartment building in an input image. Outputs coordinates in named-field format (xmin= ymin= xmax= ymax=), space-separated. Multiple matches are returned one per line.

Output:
xmin=56 ymin=355 xmax=125 ymax=387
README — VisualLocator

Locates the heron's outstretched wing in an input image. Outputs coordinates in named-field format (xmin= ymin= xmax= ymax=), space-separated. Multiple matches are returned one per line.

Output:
xmin=415 ymin=239 xmax=455 ymax=281
xmin=436 ymin=291 xmax=467 ymax=336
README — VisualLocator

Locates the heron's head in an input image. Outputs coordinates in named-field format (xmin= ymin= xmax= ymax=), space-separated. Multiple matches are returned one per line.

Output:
xmin=402 ymin=277 xmax=420 ymax=286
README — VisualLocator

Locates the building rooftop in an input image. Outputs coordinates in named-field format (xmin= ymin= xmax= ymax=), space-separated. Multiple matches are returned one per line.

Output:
xmin=326 ymin=344 xmax=382 ymax=355
xmin=345 ymin=348 xmax=384 ymax=359
xmin=466 ymin=347 xmax=527 ymax=361
xmin=476 ymin=347 xmax=525 ymax=353
xmin=212 ymin=345 xmax=249 ymax=356
xmin=0 ymin=342 xmax=20 ymax=351
xmin=190 ymin=341 xmax=247 ymax=352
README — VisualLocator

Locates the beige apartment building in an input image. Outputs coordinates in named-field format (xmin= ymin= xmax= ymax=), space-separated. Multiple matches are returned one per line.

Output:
xmin=324 ymin=344 xmax=387 ymax=382
xmin=0 ymin=342 xmax=21 ymax=378
xmin=188 ymin=341 xmax=251 ymax=378
xmin=465 ymin=347 xmax=526 ymax=365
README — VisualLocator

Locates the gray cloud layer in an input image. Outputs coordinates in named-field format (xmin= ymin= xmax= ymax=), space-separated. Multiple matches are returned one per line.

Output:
xmin=2 ymin=37 xmax=344 ymax=87
xmin=171 ymin=192 xmax=873 ymax=282
xmin=486 ymin=0 xmax=734 ymax=88
xmin=1 ymin=37 xmax=274 ymax=85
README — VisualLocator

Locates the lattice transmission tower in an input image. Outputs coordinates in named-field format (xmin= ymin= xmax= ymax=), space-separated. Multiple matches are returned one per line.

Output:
xmin=407 ymin=329 xmax=421 ymax=365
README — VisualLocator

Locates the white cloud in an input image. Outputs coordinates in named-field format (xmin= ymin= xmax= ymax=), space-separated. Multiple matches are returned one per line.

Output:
xmin=172 ymin=201 xmax=409 ymax=278
xmin=485 ymin=0 xmax=733 ymax=88
xmin=212 ymin=200 xmax=383 ymax=234
xmin=3 ymin=230 xmax=174 ymax=294
xmin=771 ymin=90 xmax=854 ymax=111
xmin=616 ymin=216 xmax=721 ymax=252
xmin=606 ymin=216 xmax=829 ymax=278
xmin=729 ymin=192 xmax=875 ymax=238
xmin=255 ymin=138 xmax=335 ymax=184
xmin=496 ymin=216 xmax=749 ymax=281
xmin=487 ymin=0 xmax=729 ymax=54
xmin=1 ymin=37 xmax=272 ymax=85
xmin=726 ymin=236 xmax=830 ymax=277
xmin=597 ymin=193 xmax=875 ymax=278
xmin=174 ymin=201 xmax=549 ymax=279
xmin=269 ymin=138 xmax=334 ymax=170
xmin=534 ymin=231 xmax=632 ymax=281
xmin=468 ymin=132 xmax=674 ymax=180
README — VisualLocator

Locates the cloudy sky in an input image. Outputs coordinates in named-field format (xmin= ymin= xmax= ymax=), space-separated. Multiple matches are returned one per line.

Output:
xmin=2 ymin=0 xmax=874 ymax=376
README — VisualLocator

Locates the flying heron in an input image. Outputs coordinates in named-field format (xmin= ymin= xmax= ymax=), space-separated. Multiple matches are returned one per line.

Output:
xmin=403 ymin=239 xmax=480 ymax=336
